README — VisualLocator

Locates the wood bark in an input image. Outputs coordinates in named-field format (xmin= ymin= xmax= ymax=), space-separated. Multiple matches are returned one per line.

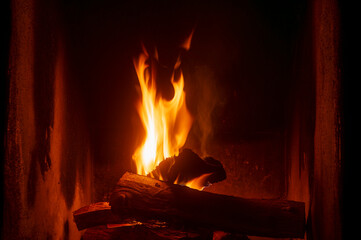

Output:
xmin=110 ymin=172 xmax=305 ymax=238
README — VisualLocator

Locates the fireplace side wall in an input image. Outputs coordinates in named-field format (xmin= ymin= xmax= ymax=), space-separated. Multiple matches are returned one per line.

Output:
xmin=3 ymin=0 xmax=92 ymax=239
xmin=312 ymin=0 xmax=342 ymax=239
xmin=287 ymin=0 xmax=342 ymax=239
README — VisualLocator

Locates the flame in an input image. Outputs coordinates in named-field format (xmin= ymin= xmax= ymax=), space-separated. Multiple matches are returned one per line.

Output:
xmin=132 ymin=32 xmax=211 ymax=192
xmin=180 ymin=29 xmax=195 ymax=51
xmin=132 ymin=47 xmax=193 ymax=176
xmin=177 ymin=173 xmax=212 ymax=191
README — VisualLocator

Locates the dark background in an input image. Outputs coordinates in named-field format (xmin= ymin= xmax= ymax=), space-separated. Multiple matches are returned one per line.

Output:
xmin=1 ymin=0 xmax=11 ymax=235
xmin=56 ymin=0 xmax=311 ymax=201
xmin=339 ymin=1 xmax=357 ymax=239
xmin=58 ymin=0 xmax=308 ymax=169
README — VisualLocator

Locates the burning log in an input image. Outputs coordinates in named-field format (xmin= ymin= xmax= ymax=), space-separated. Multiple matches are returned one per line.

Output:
xmin=110 ymin=172 xmax=305 ymax=238
xmin=149 ymin=148 xmax=226 ymax=188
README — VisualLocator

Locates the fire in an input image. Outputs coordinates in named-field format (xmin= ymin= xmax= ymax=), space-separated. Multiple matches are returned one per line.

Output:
xmin=176 ymin=173 xmax=212 ymax=191
xmin=132 ymin=41 xmax=193 ymax=176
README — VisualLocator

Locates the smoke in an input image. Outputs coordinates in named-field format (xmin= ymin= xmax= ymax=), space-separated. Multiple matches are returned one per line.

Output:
xmin=187 ymin=65 xmax=221 ymax=157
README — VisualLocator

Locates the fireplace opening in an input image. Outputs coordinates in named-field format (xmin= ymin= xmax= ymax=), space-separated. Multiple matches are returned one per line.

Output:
xmin=3 ymin=0 xmax=344 ymax=239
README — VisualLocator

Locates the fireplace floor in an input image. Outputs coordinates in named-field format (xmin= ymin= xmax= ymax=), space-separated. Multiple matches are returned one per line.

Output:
xmin=82 ymin=225 xmax=250 ymax=240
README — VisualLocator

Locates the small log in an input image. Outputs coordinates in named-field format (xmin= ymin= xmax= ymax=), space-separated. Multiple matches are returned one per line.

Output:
xmin=73 ymin=202 xmax=249 ymax=240
xmin=73 ymin=202 xmax=123 ymax=230
xmin=73 ymin=203 xmax=214 ymax=239
xmin=110 ymin=172 xmax=305 ymax=238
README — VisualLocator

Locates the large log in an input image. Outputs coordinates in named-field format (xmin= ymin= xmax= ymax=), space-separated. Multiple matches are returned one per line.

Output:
xmin=110 ymin=172 xmax=305 ymax=238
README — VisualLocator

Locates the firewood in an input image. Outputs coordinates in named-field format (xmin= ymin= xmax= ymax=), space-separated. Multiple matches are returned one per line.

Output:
xmin=83 ymin=226 xmax=249 ymax=240
xmin=73 ymin=203 xmax=215 ymax=239
xmin=73 ymin=202 xmax=123 ymax=230
xmin=73 ymin=202 xmax=249 ymax=240
xmin=110 ymin=172 xmax=305 ymax=238
xmin=82 ymin=225 xmax=211 ymax=240
xmin=149 ymin=148 xmax=226 ymax=187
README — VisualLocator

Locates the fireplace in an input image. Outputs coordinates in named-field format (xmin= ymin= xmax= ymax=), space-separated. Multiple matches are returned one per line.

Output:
xmin=2 ymin=0 xmax=347 ymax=239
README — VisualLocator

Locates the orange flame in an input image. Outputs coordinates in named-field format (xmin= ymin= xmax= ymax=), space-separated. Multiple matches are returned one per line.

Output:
xmin=176 ymin=173 xmax=212 ymax=191
xmin=132 ymin=46 xmax=193 ymax=176
xmin=180 ymin=29 xmax=195 ymax=51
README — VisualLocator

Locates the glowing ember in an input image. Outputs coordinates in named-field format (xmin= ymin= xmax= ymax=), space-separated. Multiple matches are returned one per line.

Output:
xmin=132 ymin=36 xmax=193 ymax=177
xmin=176 ymin=173 xmax=212 ymax=191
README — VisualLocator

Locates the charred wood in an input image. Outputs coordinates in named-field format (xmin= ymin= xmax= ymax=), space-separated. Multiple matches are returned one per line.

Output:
xmin=110 ymin=172 xmax=305 ymax=238
xmin=149 ymin=148 xmax=226 ymax=187
xmin=73 ymin=202 xmax=123 ymax=230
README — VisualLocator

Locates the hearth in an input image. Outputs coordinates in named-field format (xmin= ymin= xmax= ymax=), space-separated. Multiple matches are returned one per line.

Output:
xmin=3 ymin=0 xmax=344 ymax=239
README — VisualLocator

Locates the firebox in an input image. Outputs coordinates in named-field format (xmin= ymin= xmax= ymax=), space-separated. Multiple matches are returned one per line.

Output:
xmin=2 ymin=0 xmax=345 ymax=239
